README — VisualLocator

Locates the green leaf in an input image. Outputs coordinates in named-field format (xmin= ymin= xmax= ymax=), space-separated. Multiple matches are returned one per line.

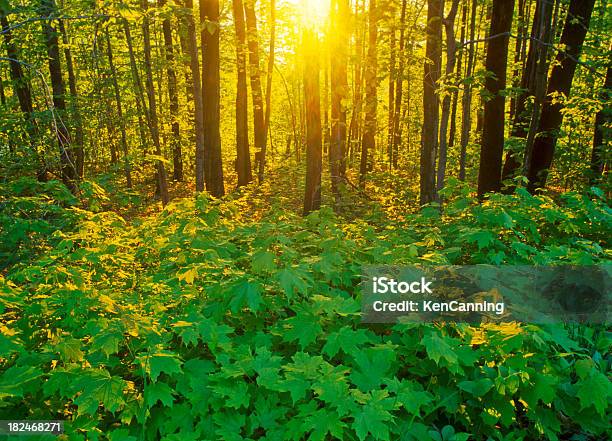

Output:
xmin=283 ymin=310 xmax=322 ymax=349
xmin=576 ymin=371 xmax=611 ymax=416
xmin=229 ymin=278 xmax=263 ymax=313
xmin=141 ymin=352 xmax=183 ymax=382
xmin=145 ymin=381 xmax=175 ymax=408
xmin=352 ymin=390 xmax=396 ymax=441
xmin=323 ymin=328 xmax=371 ymax=358
xmin=304 ymin=408 xmax=346 ymax=441
xmin=276 ymin=267 xmax=308 ymax=299
xmin=458 ymin=378 xmax=494 ymax=397
xmin=422 ymin=332 xmax=458 ymax=366
xmin=73 ymin=369 xmax=126 ymax=415
xmin=56 ymin=336 xmax=84 ymax=362
xmin=251 ymin=250 xmax=276 ymax=273
xmin=523 ymin=373 xmax=557 ymax=405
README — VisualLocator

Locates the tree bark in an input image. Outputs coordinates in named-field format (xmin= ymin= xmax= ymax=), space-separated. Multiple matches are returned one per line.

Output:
xmin=303 ymin=30 xmax=322 ymax=215
xmin=243 ymin=0 xmax=266 ymax=184
xmin=477 ymin=0 xmax=514 ymax=197
xmin=459 ymin=0 xmax=477 ymax=180
xmin=105 ymin=30 xmax=132 ymax=188
xmin=200 ymin=0 xmax=225 ymax=196
xmin=159 ymin=0 xmax=182 ymax=181
xmin=359 ymin=0 xmax=378 ymax=187
xmin=589 ymin=60 xmax=611 ymax=183
xmin=436 ymin=0 xmax=460 ymax=192
xmin=59 ymin=20 xmax=84 ymax=178
xmin=420 ymin=0 xmax=442 ymax=204
xmin=391 ymin=0 xmax=407 ymax=169
xmin=263 ymin=0 xmax=276 ymax=180
xmin=589 ymin=61 xmax=611 ymax=183
xmin=232 ymin=0 xmax=253 ymax=187
xmin=183 ymin=0 xmax=207 ymax=194
xmin=526 ymin=0 xmax=596 ymax=192
xmin=330 ymin=0 xmax=349 ymax=200
xmin=40 ymin=0 xmax=77 ymax=190
xmin=142 ymin=0 xmax=169 ymax=205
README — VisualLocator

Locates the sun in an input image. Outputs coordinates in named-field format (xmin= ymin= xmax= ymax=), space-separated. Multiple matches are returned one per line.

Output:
xmin=291 ymin=0 xmax=330 ymax=27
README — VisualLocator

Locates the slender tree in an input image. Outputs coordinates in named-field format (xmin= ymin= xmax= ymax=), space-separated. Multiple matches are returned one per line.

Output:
xmin=232 ymin=0 xmax=253 ymax=186
xmin=589 ymin=58 xmax=611 ymax=183
xmin=243 ymin=0 xmax=266 ymax=184
xmin=477 ymin=0 xmax=514 ymax=197
xmin=526 ymin=0 xmax=596 ymax=192
xmin=420 ymin=0 xmax=442 ymax=203
xmin=200 ymin=0 xmax=225 ymax=196
xmin=40 ymin=0 xmax=77 ymax=190
xmin=330 ymin=0 xmax=349 ymax=200
xmin=436 ymin=0 xmax=460 ymax=192
xmin=263 ymin=0 xmax=276 ymax=173
xmin=159 ymin=0 xmax=182 ymax=181
xmin=141 ymin=0 xmax=169 ymax=205
xmin=183 ymin=0 xmax=207 ymax=193
xmin=105 ymin=30 xmax=132 ymax=188
xmin=391 ymin=0 xmax=407 ymax=169
xmin=303 ymin=30 xmax=322 ymax=215
xmin=459 ymin=0 xmax=477 ymax=180
xmin=359 ymin=0 xmax=378 ymax=186
xmin=59 ymin=20 xmax=84 ymax=178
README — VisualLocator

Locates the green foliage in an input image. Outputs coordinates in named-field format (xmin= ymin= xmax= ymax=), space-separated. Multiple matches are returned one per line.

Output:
xmin=0 ymin=189 xmax=610 ymax=440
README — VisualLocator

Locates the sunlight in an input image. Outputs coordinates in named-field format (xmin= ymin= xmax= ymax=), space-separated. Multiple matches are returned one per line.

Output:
xmin=290 ymin=0 xmax=330 ymax=28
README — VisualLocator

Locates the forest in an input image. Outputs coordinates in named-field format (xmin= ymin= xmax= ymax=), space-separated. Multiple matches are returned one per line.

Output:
xmin=0 ymin=0 xmax=610 ymax=439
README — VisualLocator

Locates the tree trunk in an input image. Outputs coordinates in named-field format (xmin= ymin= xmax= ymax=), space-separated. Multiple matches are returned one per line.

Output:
xmin=359 ymin=0 xmax=378 ymax=187
xmin=142 ymin=0 xmax=169 ymax=205
xmin=436 ymin=0 xmax=460 ymax=192
xmin=40 ymin=0 xmax=77 ymax=190
xmin=59 ymin=20 xmax=84 ymax=178
xmin=447 ymin=0 xmax=467 ymax=164
xmin=183 ymin=0 xmax=207 ymax=194
xmin=420 ymin=0 xmax=442 ymax=204
xmin=589 ymin=58 xmax=611 ymax=183
xmin=243 ymin=0 xmax=266 ymax=184
xmin=105 ymin=30 xmax=132 ymax=188
xmin=477 ymin=0 xmax=514 ymax=197
xmin=232 ymin=0 xmax=253 ymax=187
xmin=303 ymin=30 xmax=322 ymax=215
xmin=391 ymin=0 xmax=407 ymax=169
xmin=330 ymin=0 xmax=349 ymax=200
xmin=387 ymin=25 xmax=395 ymax=167
xmin=459 ymin=0 xmax=477 ymax=180
xmin=200 ymin=0 xmax=225 ymax=196
xmin=348 ymin=0 xmax=366 ymax=164
xmin=526 ymin=0 xmax=596 ymax=192
xmin=263 ymin=0 xmax=276 ymax=179
xmin=123 ymin=21 xmax=150 ymax=155
xmin=158 ymin=0 xmax=182 ymax=181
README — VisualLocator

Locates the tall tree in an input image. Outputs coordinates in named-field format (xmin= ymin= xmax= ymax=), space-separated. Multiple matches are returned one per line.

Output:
xmin=263 ymin=0 xmax=276 ymax=173
xmin=59 ymin=20 xmax=84 ymax=178
xmin=159 ymin=0 xmax=182 ymax=181
xmin=391 ymin=0 xmax=407 ymax=169
xmin=184 ymin=0 xmax=207 ymax=193
xmin=232 ymin=0 xmax=253 ymax=187
xmin=526 ymin=0 xmax=596 ymax=192
xmin=589 ymin=57 xmax=611 ymax=183
xmin=200 ymin=0 xmax=225 ymax=196
xmin=477 ymin=0 xmax=514 ymax=197
xmin=436 ymin=0 xmax=460 ymax=192
xmin=105 ymin=30 xmax=132 ymax=188
xmin=330 ymin=0 xmax=349 ymax=200
xmin=459 ymin=0 xmax=477 ymax=180
xmin=141 ymin=0 xmax=169 ymax=205
xmin=359 ymin=0 xmax=378 ymax=186
xmin=420 ymin=0 xmax=442 ymax=204
xmin=303 ymin=30 xmax=322 ymax=215
xmin=243 ymin=0 xmax=266 ymax=184
xmin=40 ymin=0 xmax=77 ymax=190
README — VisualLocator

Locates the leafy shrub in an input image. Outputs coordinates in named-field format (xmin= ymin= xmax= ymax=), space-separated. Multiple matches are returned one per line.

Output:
xmin=0 ymin=190 xmax=610 ymax=440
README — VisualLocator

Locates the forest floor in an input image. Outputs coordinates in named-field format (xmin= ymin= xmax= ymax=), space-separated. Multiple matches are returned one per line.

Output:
xmin=0 ymin=165 xmax=610 ymax=440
